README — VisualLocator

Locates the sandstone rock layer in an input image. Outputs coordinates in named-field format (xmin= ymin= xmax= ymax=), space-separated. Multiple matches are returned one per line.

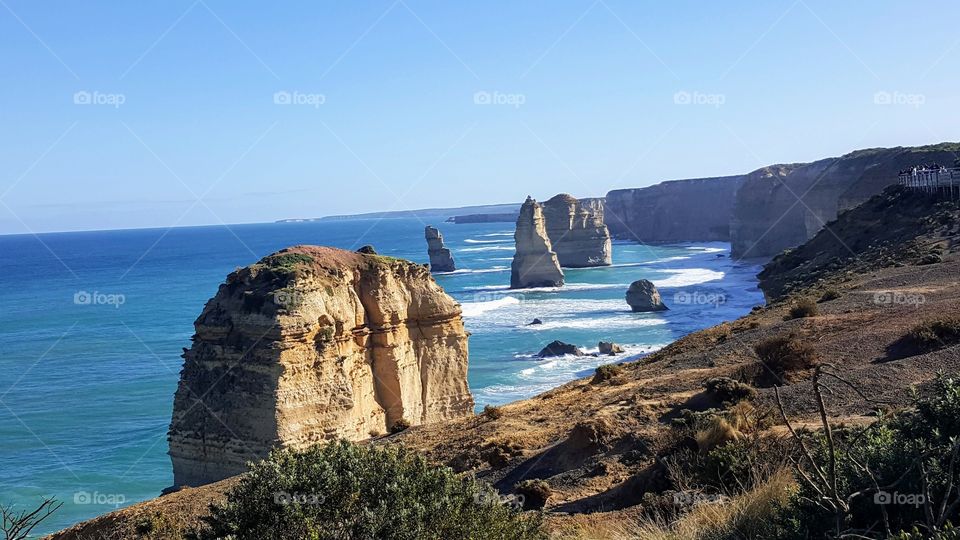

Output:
xmin=168 ymin=246 xmax=473 ymax=487
xmin=510 ymin=197 xmax=564 ymax=289
xmin=425 ymin=226 xmax=456 ymax=272
xmin=542 ymin=194 xmax=612 ymax=267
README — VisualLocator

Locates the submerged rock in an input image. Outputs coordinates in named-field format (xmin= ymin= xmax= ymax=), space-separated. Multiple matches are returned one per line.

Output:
xmin=424 ymin=226 xmax=456 ymax=272
xmin=542 ymin=194 xmax=612 ymax=267
xmin=626 ymin=279 xmax=668 ymax=312
xmin=598 ymin=341 xmax=625 ymax=355
xmin=537 ymin=340 xmax=584 ymax=357
xmin=168 ymin=246 xmax=474 ymax=487
xmin=510 ymin=196 xmax=564 ymax=289
xmin=528 ymin=318 xmax=543 ymax=325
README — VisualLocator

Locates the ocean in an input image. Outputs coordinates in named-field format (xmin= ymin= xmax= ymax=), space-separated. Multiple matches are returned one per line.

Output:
xmin=0 ymin=218 xmax=764 ymax=534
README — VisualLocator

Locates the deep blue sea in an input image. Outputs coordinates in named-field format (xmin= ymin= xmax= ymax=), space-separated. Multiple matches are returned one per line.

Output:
xmin=0 ymin=218 xmax=763 ymax=535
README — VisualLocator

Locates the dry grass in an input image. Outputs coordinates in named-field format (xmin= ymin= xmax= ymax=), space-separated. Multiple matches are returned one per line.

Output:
xmin=632 ymin=469 xmax=796 ymax=540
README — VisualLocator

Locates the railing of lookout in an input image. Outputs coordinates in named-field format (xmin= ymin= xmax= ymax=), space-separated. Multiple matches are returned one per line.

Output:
xmin=898 ymin=167 xmax=960 ymax=200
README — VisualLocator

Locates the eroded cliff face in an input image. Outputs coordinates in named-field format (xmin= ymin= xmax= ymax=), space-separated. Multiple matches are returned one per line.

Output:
xmin=541 ymin=194 xmax=612 ymax=267
xmin=511 ymin=197 xmax=564 ymax=289
xmin=605 ymin=175 xmax=745 ymax=242
xmin=730 ymin=144 xmax=960 ymax=258
xmin=168 ymin=246 xmax=473 ymax=487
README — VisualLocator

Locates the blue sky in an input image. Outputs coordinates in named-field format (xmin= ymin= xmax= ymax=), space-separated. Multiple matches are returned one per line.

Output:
xmin=0 ymin=0 xmax=957 ymax=233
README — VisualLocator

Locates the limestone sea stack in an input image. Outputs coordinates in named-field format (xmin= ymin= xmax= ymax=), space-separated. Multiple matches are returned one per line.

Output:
xmin=425 ymin=226 xmax=456 ymax=272
xmin=541 ymin=194 xmax=612 ymax=267
xmin=168 ymin=246 xmax=474 ymax=487
xmin=510 ymin=196 xmax=564 ymax=289
xmin=626 ymin=279 xmax=668 ymax=312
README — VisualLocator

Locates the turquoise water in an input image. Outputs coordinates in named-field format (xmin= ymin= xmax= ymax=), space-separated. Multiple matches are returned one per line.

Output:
xmin=0 ymin=218 xmax=763 ymax=534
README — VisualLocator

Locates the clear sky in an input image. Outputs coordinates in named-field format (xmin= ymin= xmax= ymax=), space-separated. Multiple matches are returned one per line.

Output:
xmin=1 ymin=0 xmax=957 ymax=233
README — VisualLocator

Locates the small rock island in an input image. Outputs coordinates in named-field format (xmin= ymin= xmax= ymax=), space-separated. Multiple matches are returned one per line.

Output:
xmin=425 ymin=225 xmax=456 ymax=272
xmin=626 ymin=279 xmax=668 ymax=312
xmin=510 ymin=196 xmax=564 ymax=289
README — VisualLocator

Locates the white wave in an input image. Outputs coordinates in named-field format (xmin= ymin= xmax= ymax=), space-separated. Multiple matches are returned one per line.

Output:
xmin=459 ymin=246 xmax=515 ymax=252
xmin=653 ymin=268 xmax=725 ymax=288
xmin=460 ymin=296 xmax=520 ymax=317
xmin=518 ymin=315 xmax=667 ymax=331
xmin=464 ymin=238 xmax=512 ymax=244
xmin=461 ymin=282 xmax=627 ymax=294
xmin=686 ymin=246 xmax=726 ymax=253
xmin=435 ymin=266 xmax=508 ymax=276
xmin=478 ymin=232 xmax=514 ymax=237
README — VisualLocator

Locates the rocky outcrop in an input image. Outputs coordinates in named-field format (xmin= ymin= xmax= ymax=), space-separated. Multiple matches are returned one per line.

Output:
xmin=605 ymin=175 xmax=745 ymax=242
xmin=541 ymin=194 xmax=612 ymax=267
xmin=538 ymin=341 xmax=584 ymax=357
xmin=510 ymin=197 xmax=564 ymax=289
xmin=626 ymin=279 xmax=667 ymax=312
xmin=168 ymin=246 xmax=474 ymax=487
xmin=598 ymin=341 xmax=624 ymax=355
xmin=730 ymin=143 xmax=960 ymax=258
xmin=425 ymin=226 xmax=456 ymax=272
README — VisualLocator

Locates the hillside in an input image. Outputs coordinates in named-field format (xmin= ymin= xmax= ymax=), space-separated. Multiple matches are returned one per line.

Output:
xmin=49 ymin=188 xmax=960 ymax=539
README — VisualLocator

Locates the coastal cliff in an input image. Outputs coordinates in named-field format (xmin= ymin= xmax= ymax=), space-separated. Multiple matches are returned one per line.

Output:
xmin=510 ymin=197 xmax=564 ymax=289
xmin=168 ymin=246 xmax=473 ymax=487
xmin=730 ymin=143 xmax=960 ymax=258
xmin=425 ymin=225 xmax=456 ymax=272
xmin=605 ymin=175 xmax=745 ymax=242
xmin=541 ymin=194 xmax=611 ymax=267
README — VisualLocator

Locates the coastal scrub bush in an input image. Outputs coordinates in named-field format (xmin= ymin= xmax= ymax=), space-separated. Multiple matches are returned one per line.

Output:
xmin=390 ymin=417 xmax=411 ymax=434
xmin=592 ymin=363 xmax=623 ymax=384
xmin=752 ymin=333 xmax=818 ymax=384
xmin=481 ymin=404 xmax=503 ymax=420
xmin=818 ymin=289 xmax=841 ymax=303
xmin=703 ymin=377 xmax=756 ymax=406
xmin=904 ymin=315 xmax=960 ymax=354
xmin=786 ymin=298 xmax=818 ymax=319
xmin=260 ymin=252 xmax=315 ymax=273
xmin=199 ymin=440 xmax=545 ymax=540
xmin=1 ymin=498 xmax=62 ymax=540
xmin=514 ymin=479 xmax=551 ymax=510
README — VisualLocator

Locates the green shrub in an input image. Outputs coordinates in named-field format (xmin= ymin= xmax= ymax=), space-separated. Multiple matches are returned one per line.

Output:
xmin=592 ymin=363 xmax=623 ymax=384
xmin=514 ymin=479 xmax=551 ymax=510
xmin=752 ymin=334 xmax=818 ymax=384
xmin=261 ymin=253 xmax=315 ymax=273
xmin=818 ymin=289 xmax=841 ymax=303
xmin=482 ymin=404 xmax=503 ymax=420
xmin=703 ymin=377 xmax=757 ymax=405
xmin=390 ymin=418 xmax=412 ymax=434
xmin=786 ymin=298 xmax=819 ymax=319
xmin=200 ymin=440 xmax=545 ymax=540
xmin=905 ymin=316 xmax=960 ymax=353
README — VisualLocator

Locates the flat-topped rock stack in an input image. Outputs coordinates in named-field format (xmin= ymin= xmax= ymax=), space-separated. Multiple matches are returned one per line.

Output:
xmin=541 ymin=194 xmax=612 ymax=267
xmin=425 ymin=226 xmax=456 ymax=272
xmin=168 ymin=246 xmax=474 ymax=487
xmin=510 ymin=196 xmax=564 ymax=289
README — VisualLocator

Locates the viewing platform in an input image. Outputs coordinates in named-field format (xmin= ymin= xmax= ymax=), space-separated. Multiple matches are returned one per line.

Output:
xmin=898 ymin=166 xmax=960 ymax=199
